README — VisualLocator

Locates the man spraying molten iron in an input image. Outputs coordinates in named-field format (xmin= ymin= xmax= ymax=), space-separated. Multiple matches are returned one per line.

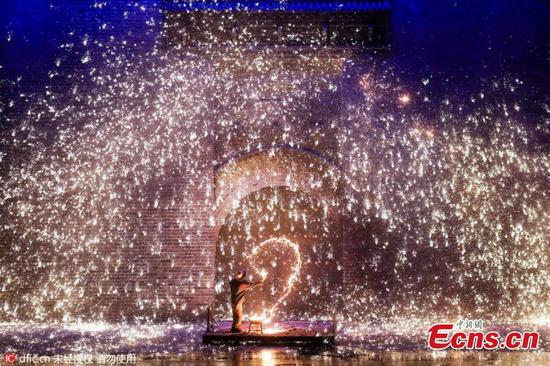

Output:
xmin=229 ymin=270 xmax=264 ymax=333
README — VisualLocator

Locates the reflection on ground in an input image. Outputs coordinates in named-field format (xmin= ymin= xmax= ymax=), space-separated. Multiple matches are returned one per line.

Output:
xmin=0 ymin=323 xmax=548 ymax=365
xmin=114 ymin=349 xmax=550 ymax=366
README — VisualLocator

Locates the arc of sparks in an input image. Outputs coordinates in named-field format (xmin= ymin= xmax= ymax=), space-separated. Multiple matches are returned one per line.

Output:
xmin=251 ymin=237 xmax=302 ymax=322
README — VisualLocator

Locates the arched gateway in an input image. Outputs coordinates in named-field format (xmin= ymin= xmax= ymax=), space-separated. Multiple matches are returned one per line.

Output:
xmin=213 ymin=148 xmax=343 ymax=320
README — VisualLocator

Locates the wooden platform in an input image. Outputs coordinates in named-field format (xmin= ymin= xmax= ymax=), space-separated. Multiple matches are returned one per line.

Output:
xmin=203 ymin=320 xmax=335 ymax=346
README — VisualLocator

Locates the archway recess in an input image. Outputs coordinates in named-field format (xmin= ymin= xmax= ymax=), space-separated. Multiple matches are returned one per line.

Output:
xmin=214 ymin=148 xmax=341 ymax=234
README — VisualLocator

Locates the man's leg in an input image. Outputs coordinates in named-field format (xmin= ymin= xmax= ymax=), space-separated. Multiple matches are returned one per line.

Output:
xmin=231 ymin=302 xmax=243 ymax=333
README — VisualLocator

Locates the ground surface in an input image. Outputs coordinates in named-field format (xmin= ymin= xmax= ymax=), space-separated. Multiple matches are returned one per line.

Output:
xmin=0 ymin=322 xmax=548 ymax=365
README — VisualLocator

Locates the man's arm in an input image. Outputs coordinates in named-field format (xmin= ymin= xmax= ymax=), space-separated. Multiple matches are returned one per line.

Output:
xmin=249 ymin=280 xmax=264 ymax=290
xmin=242 ymin=279 xmax=263 ymax=292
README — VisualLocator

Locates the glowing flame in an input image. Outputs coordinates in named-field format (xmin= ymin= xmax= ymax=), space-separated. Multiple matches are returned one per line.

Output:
xmin=399 ymin=93 xmax=411 ymax=105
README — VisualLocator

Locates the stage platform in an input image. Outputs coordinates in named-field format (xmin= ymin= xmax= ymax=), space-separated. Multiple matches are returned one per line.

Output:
xmin=203 ymin=320 xmax=335 ymax=346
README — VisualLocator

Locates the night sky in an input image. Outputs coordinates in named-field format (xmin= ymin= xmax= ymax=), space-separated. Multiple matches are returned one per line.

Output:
xmin=1 ymin=0 xmax=548 ymax=93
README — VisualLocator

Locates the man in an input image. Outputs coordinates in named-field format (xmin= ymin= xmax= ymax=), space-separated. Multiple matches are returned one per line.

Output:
xmin=229 ymin=270 xmax=263 ymax=333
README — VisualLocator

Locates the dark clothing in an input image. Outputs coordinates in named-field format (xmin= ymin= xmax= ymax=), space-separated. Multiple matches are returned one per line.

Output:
xmin=229 ymin=278 xmax=262 ymax=332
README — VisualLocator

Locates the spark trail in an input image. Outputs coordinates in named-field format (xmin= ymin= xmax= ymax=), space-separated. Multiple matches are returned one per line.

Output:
xmin=250 ymin=237 xmax=302 ymax=321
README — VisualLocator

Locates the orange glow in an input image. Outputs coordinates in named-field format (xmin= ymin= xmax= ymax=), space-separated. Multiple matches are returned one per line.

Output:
xmin=399 ymin=93 xmax=411 ymax=105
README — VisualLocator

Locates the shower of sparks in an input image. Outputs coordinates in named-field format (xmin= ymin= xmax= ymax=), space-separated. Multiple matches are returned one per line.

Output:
xmin=0 ymin=1 xmax=548 ymax=331
xmin=249 ymin=237 xmax=302 ymax=322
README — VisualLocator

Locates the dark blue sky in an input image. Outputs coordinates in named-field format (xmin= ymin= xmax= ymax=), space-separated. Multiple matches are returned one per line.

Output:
xmin=392 ymin=1 xmax=548 ymax=82
xmin=0 ymin=1 xmax=548 ymax=108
